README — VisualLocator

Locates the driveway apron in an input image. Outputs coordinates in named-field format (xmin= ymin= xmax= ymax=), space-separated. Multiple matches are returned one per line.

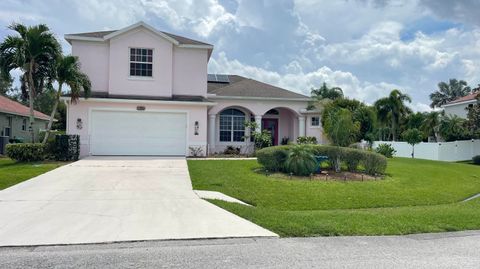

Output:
xmin=0 ymin=157 xmax=276 ymax=246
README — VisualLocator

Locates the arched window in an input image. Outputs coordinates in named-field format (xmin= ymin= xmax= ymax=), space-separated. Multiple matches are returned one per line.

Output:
xmin=265 ymin=109 xmax=279 ymax=115
xmin=219 ymin=108 xmax=245 ymax=142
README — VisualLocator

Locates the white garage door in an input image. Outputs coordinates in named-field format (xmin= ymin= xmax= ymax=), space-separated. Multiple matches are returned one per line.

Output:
xmin=90 ymin=110 xmax=187 ymax=156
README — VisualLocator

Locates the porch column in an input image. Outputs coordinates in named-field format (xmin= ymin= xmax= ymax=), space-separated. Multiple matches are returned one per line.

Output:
xmin=298 ymin=116 xmax=306 ymax=137
xmin=254 ymin=115 xmax=262 ymax=133
xmin=208 ymin=114 xmax=216 ymax=154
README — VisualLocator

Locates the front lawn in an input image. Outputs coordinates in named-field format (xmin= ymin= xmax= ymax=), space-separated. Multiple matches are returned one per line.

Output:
xmin=0 ymin=158 xmax=65 ymax=190
xmin=188 ymin=158 xmax=480 ymax=236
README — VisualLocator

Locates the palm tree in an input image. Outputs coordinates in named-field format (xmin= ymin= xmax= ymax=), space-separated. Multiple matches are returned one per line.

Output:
xmin=421 ymin=111 xmax=443 ymax=142
xmin=42 ymin=55 xmax=91 ymax=143
xmin=0 ymin=23 xmax=61 ymax=142
xmin=311 ymin=82 xmax=343 ymax=100
xmin=439 ymin=115 xmax=468 ymax=142
xmin=374 ymin=89 xmax=412 ymax=141
xmin=429 ymin=79 xmax=472 ymax=108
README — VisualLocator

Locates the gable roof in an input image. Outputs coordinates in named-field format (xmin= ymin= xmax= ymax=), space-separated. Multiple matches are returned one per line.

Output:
xmin=444 ymin=91 xmax=480 ymax=106
xmin=0 ymin=95 xmax=50 ymax=120
xmin=65 ymin=21 xmax=213 ymax=47
xmin=207 ymin=75 xmax=309 ymax=100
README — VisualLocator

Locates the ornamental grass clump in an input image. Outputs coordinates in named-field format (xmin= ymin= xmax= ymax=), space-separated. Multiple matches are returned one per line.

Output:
xmin=284 ymin=145 xmax=317 ymax=176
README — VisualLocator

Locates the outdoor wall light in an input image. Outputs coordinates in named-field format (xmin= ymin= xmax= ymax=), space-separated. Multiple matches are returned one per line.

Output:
xmin=76 ymin=118 xmax=83 ymax=130
xmin=194 ymin=121 xmax=199 ymax=135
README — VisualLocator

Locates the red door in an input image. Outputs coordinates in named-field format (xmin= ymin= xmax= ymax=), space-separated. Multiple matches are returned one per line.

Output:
xmin=262 ymin=119 xmax=278 ymax=145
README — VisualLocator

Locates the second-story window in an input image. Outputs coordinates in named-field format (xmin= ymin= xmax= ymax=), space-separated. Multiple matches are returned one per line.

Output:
xmin=130 ymin=48 xmax=153 ymax=77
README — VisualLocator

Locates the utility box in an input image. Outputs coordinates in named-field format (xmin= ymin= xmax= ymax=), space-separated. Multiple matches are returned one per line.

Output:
xmin=0 ymin=136 xmax=8 ymax=155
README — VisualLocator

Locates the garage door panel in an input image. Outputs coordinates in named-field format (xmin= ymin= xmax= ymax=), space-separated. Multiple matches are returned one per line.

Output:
xmin=90 ymin=110 xmax=187 ymax=156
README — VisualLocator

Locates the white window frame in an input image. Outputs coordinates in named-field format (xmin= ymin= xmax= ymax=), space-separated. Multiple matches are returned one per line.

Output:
xmin=129 ymin=47 xmax=153 ymax=78
xmin=22 ymin=118 xmax=27 ymax=131
xmin=219 ymin=109 xmax=246 ymax=142
xmin=311 ymin=116 xmax=320 ymax=127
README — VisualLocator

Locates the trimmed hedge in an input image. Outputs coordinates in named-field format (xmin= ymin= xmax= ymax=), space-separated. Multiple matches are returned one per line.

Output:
xmin=256 ymin=145 xmax=290 ymax=172
xmin=6 ymin=143 xmax=45 ymax=162
xmin=473 ymin=155 xmax=480 ymax=165
xmin=257 ymin=144 xmax=387 ymax=175
xmin=50 ymin=135 xmax=80 ymax=161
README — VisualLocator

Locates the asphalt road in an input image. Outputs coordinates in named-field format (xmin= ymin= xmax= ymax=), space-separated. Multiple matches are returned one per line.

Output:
xmin=1 ymin=230 xmax=479 ymax=268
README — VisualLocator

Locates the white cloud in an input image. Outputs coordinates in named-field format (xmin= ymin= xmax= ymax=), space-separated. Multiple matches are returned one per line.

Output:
xmin=209 ymin=51 xmax=417 ymax=108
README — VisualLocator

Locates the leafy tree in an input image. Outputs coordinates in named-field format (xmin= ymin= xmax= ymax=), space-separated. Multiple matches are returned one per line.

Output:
xmin=429 ymin=79 xmax=471 ymax=108
xmin=402 ymin=128 xmax=423 ymax=158
xmin=0 ymin=23 xmax=61 ymax=142
xmin=421 ymin=111 xmax=443 ymax=142
xmin=405 ymin=112 xmax=426 ymax=130
xmin=0 ymin=72 xmax=13 ymax=96
xmin=311 ymin=82 xmax=343 ymax=100
xmin=465 ymin=95 xmax=480 ymax=139
xmin=243 ymin=121 xmax=272 ymax=153
xmin=42 ymin=55 xmax=91 ymax=143
xmin=439 ymin=115 xmax=469 ymax=142
xmin=321 ymin=98 xmax=376 ymax=141
xmin=323 ymin=108 xmax=360 ymax=147
xmin=374 ymin=89 xmax=412 ymax=141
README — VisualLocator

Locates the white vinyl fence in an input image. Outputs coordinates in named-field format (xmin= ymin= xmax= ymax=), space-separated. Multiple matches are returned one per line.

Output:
xmin=372 ymin=139 xmax=480 ymax=162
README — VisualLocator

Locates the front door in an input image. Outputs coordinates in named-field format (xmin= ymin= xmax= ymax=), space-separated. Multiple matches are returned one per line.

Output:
xmin=262 ymin=118 xmax=278 ymax=146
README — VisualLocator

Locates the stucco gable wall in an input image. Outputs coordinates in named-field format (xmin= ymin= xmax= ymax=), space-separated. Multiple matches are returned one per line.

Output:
xmin=108 ymin=28 xmax=173 ymax=97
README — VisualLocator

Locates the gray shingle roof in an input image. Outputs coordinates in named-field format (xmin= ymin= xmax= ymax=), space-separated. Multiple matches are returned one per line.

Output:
xmin=207 ymin=75 xmax=309 ymax=99
xmin=67 ymin=29 xmax=212 ymax=46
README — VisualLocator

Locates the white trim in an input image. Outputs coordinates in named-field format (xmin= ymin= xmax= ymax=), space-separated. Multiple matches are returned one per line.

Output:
xmin=104 ymin=21 xmax=180 ymax=45
xmin=442 ymin=99 xmax=478 ymax=107
xmin=178 ymin=44 xmax=214 ymax=49
xmin=128 ymin=47 xmax=154 ymax=78
xmin=208 ymin=95 xmax=311 ymax=102
xmin=310 ymin=116 xmax=321 ymax=128
xmin=87 ymin=107 xmax=190 ymax=156
xmin=65 ymin=21 xmax=214 ymax=50
xmin=60 ymin=96 xmax=216 ymax=106
xmin=64 ymin=35 xmax=104 ymax=43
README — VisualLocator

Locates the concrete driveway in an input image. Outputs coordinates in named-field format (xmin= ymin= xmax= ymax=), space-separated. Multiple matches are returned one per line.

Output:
xmin=0 ymin=157 xmax=276 ymax=246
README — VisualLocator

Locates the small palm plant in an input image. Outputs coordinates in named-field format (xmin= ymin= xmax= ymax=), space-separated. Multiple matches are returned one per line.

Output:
xmin=285 ymin=145 xmax=317 ymax=176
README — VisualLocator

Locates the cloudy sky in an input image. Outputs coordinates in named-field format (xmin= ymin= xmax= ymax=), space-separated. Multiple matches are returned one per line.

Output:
xmin=1 ymin=0 xmax=479 ymax=111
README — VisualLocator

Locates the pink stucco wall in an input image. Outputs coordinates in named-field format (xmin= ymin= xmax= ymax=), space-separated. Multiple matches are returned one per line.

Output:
xmin=70 ymin=26 xmax=208 ymax=97
xmin=72 ymin=41 xmax=109 ymax=92
xmin=66 ymin=100 xmax=207 ymax=157
xmin=173 ymin=47 xmax=208 ymax=97
xmin=109 ymin=29 xmax=173 ymax=97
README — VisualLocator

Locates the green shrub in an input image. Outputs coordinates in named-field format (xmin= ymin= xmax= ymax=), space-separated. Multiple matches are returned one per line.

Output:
xmin=473 ymin=155 xmax=480 ymax=165
xmin=6 ymin=143 xmax=45 ymax=162
xmin=362 ymin=152 xmax=387 ymax=175
xmin=285 ymin=145 xmax=317 ymax=176
xmin=375 ymin=143 xmax=396 ymax=158
xmin=223 ymin=146 xmax=241 ymax=155
xmin=257 ymin=144 xmax=388 ymax=176
xmin=256 ymin=145 xmax=291 ymax=172
xmin=296 ymin=136 xmax=317 ymax=144
xmin=49 ymin=135 xmax=80 ymax=161
xmin=343 ymin=148 xmax=364 ymax=172
xmin=310 ymin=145 xmax=344 ymax=172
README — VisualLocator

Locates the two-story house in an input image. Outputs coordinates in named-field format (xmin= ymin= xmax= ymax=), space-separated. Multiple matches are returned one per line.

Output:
xmin=63 ymin=22 xmax=324 ymax=157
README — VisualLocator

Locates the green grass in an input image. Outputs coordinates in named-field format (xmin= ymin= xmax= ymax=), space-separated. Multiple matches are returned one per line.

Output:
xmin=0 ymin=158 xmax=65 ymax=190
xmin=188 ymin=158 xmax=480 ymax=236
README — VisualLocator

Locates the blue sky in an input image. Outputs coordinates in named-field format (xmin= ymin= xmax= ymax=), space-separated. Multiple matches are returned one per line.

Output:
xmin=1 ymin=0 xmax=480 ymax=111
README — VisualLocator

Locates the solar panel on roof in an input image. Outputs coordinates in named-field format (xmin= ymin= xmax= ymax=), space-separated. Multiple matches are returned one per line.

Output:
xmin=216 ymin=74 xmax=230 ymax=83
xmin=207 ymin=74 xmax=217 ymax=82
xmin=207 ymin=74 xmax=230 ymax=83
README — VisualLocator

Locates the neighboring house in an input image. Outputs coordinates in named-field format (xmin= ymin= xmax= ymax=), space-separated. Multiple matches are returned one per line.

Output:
xmin=442 ymin=92 xmax=479 ymax=118
xmin=0 ymin=95 xmax=50 ymax=142
xmin=62 ymin=21 xmax=323 ymax=157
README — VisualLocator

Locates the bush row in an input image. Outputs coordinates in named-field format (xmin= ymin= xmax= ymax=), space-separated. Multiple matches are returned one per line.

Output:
xmin=256 ymin=144 xmax=387 ymax=175
xmin=5 ymin=135 xmax=80 ymax=162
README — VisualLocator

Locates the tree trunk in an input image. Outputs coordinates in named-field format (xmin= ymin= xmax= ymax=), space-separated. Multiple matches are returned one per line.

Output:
xmin=42 ymin=84 xmax=62 ymax=144
xmin=27 ymin=61 xmax=36 ymax=143
xmin=412 ymin=145 xmax=415 ymax=158
xmin=391 ymin=114 xmax=397 ymax=141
